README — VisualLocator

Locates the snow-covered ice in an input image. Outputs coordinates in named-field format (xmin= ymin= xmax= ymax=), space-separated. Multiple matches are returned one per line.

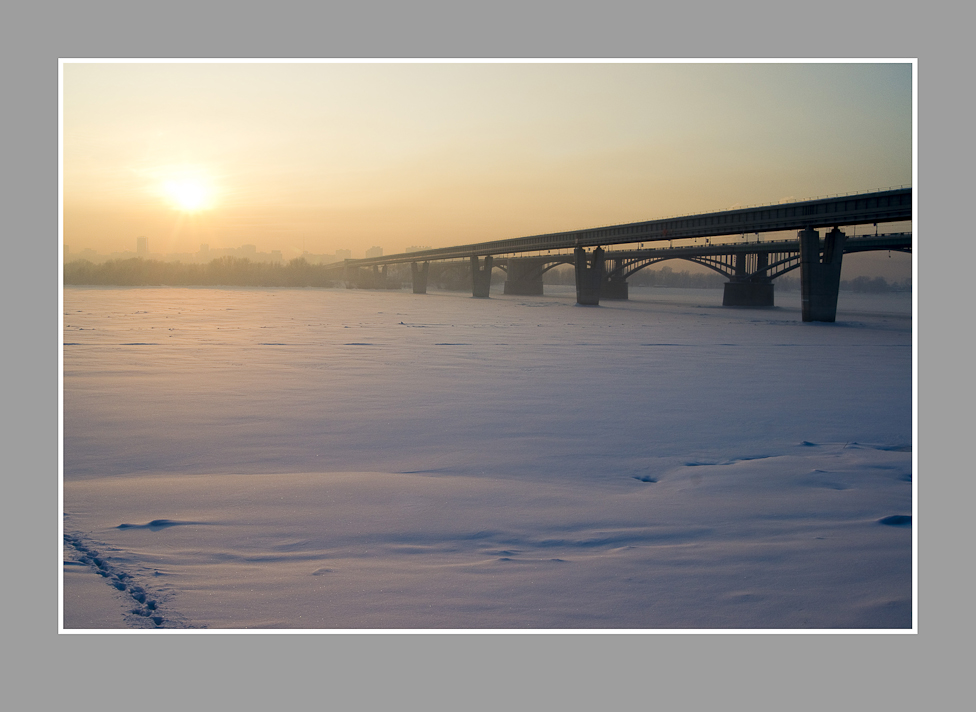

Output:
xmin=61 ymin=284 xmax=913 ymax=629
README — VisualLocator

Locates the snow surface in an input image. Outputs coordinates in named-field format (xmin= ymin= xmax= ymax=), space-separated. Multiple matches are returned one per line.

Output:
xmin=61 ymin=284 xmax=913 ymax=629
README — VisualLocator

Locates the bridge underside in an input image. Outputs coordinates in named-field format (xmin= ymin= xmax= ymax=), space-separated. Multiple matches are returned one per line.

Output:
xmin=349 ymin=230 xmax=909 ymax=323
xmin=566 ymin=228 xmax=886 ymax=320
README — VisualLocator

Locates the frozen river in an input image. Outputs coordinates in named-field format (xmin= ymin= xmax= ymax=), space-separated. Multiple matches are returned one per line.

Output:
xmin=61 ymin=285 xmax=913 ymax=629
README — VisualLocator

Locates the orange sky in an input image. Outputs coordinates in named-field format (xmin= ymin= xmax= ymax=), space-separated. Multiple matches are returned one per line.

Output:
xmin=62 ymin=61 xmax=913 ymax=259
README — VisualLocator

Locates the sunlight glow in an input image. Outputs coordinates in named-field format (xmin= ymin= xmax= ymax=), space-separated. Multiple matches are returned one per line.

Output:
xmin=163 ymin=178 xmax=214 ymax=212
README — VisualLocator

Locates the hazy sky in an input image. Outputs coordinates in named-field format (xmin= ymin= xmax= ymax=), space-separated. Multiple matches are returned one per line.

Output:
xmin=62 ymin=61 xmax=913 ymax=258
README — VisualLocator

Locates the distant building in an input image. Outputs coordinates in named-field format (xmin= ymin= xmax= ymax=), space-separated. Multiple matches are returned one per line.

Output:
xmin=136 ymin=236 xmax=149 ymax=255
xmin=270 ymin=250 xmax=283 ymax=263
xmin=335 ymin=249 xmax=352 ymax=259
xmin=365 ymin=246 xmax=383 ymax=258
xmin=240 ymin=244 xmax=257 ymax=256
xmin=405 ymin=245 xmax=432 ymax=253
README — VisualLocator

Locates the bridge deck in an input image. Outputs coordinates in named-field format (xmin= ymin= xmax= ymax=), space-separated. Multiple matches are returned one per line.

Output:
xmin=340 ymin=188 xmax=911 ymax=268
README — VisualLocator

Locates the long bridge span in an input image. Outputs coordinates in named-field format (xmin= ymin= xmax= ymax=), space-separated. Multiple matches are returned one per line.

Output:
xmin=332 ymin=187 xmax=912 ymax=322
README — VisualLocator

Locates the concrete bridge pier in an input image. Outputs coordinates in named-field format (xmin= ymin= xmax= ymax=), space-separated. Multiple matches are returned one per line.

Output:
xmin=471 ymin=255 xmax=494 ymax=298
xmin=722 ymin=252 xmax=774 ymax=306
xmin=343 ymin=265 xmax=359 ymax=289
xmin=503 ymin=258 xmax=545 ymax=295
xmin=574 ymin=246 xmax=604 ymax=305
xmin=723 ymin=280 xmax=774 ymax=306
xmin=411 ymin=261 xmax=429 ymax=294
xmin=599 ymin=255 xmax=628 ymax=299
xmin=800 ymin=227 xmax=846 ymax=322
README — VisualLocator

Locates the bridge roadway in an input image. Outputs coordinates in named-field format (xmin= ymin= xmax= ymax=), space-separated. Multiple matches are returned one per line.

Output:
xmin=338 ymin=187 xmax=911 ymax=268
xmin=334 ymin=188 xmax=912 ymax=322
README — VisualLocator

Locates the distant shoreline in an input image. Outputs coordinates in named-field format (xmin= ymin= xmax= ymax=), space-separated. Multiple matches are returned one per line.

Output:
xmin=62 ymin=257 xmax=911 ymax=294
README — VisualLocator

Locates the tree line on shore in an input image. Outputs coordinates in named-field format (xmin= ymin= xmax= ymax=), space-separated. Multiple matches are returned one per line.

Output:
xmin=774 ymin=274 xmax=910 ymax=293
xmin=63 ymin=256 xmax=911 ymax=293
xmin=63 ymin=256 xmax=340 ymax=287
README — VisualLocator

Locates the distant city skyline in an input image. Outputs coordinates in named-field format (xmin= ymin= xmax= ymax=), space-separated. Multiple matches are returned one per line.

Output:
xmin=62 ymin=61 xmax=913 ymax=260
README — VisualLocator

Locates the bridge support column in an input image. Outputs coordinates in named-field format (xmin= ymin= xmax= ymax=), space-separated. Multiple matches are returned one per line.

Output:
xmin=723 ymin=281 xmax=774 ymax=306
xmin=503 ymin=258 xmax=544 ymax=295
xmin=411 ymin=261 xmax=429 ymax=294
xmin=471 ymin=255 xmax=493 ymax=298
xmin=800 ymin=227 xmax=846 ymax=322
xmin=343 ymin=265 xmax=360 ymax=289
xmin=574 ymin=246 xmax=604 ymax=305
xmin=367 ymin=265 xmax=388 ymax=289
xmin=723 ymin=251 xmax=774 ymax=306
xmin=600 ymin=255 xmax=628 ymax=299
xmin=734 ymin=252 xmax=748 ymax=279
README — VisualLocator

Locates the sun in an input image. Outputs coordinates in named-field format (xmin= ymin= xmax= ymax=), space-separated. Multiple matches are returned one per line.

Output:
xmin=163 ymin=178 xmax=214 ymax=212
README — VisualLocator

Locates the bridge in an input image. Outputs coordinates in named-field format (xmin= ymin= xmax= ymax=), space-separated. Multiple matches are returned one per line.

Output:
xmin=333 ymin=187 xmax=912 ymax=322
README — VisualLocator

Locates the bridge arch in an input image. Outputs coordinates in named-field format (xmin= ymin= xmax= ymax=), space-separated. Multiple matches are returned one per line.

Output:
xmin=606 ymin=252 xmax=805 ymax=283
xmin=611 ymin=255 xmax=732 ymax=281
